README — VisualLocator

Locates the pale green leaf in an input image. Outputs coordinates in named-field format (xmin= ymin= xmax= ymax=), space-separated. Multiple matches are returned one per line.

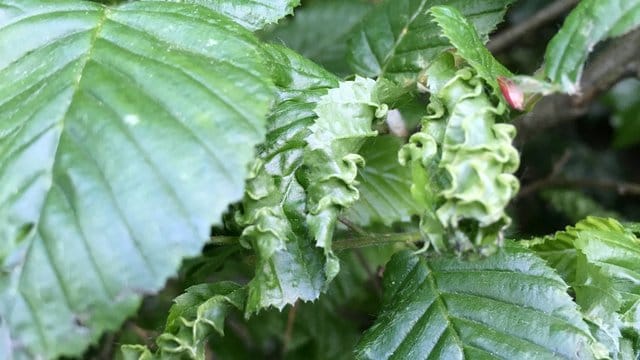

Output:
xmin=345 ymin=136 xmax=420 ymax=227
xmin=347 ymin=0 xmax=515 ymax=85
xmin=303 ymin=76 xmax=387 ymax=282
xmin=0 ymin=1 xmax=273 ymax=358
xmin=355 ymin=246 xmax=600 ymax=360
xmin=237 ymin=44 xmax=339 ymax=314
xmin=544 ymin=0 xmax=640 ymax=93
xmin=524 ymin=217 xmax=640 ymax=358
xmin=143 ymin=0 xmax=301 ymax=31
xmin=266 ymin=0 xmax=373 ymax=75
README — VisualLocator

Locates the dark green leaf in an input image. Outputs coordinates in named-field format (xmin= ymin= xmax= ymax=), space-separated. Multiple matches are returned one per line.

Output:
xmin=347 ymin=0 xmax=515 ymax=85
xmin=355 ymin=246 xmax=601 ymax=359
xmin=0 ymin=1 xmax=273 ymax=358
xmin=544 ymin=0 xmax=640 ymax=92
xmin=266 ymin=0 xmax=373 ymax=75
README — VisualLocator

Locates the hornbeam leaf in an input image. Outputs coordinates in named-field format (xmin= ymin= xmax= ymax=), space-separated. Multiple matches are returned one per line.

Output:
xmin=347 ymin=0 xmax=515 ymax=85
xmin=143 ymin=0 xmax=301 ymax=31
xmin=355 ymin=246 xmax=601 ymax=360
xmin=0 ymin=1 xmax=273 ymax=358
xmin=544 ymin=0 xmax=640 ymax=93
xmin=237 ymin=44 xmax=339 ymax=314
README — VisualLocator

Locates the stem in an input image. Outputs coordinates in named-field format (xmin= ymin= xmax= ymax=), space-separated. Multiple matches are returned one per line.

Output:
xmin=333 ymin=232 xmax=422 ymax=251
xmin=209 ymin=232 xmax=422 ymax=251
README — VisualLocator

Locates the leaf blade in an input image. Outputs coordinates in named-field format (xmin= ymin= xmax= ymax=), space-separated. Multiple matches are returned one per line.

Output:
xmin=355 ymin=246 xmax=600 ymax=359
xmin=0 ymin=1 xmax=273 ymax=358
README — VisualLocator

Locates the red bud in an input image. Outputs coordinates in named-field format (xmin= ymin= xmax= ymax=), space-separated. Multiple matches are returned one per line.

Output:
xmin=498 ymin=76 xmax=524 ymax=111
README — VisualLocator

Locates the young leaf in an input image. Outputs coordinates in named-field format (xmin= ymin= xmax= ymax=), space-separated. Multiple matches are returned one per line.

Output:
xmin=0 ymin=1 xmax=273 ymax=358
xmin=303 ymin=76 xmax=388 ymax=282
xmin=355 ymin=246 xmax=601 ymax=360
xmin=237 ymin=44 xmax=338 ymax=314
xmin=345 ymin=136 xmax=421 ymax=227
xmin=142 ymin=0 xmax=301 ymax=31
xmin=347 ymin=0 xmax=516 ymax=85
xmin=122 ymin=282 xmax=246 ymax=360
xmin=544 ymin=0 xmax=640 ymax=93
xmin=429 ymin=5 xmax=512 ymax=93
xmin=266 ymin=0 xmax=374 ymax=75
xmin=399 ymin=53 xmax=519 ymax=254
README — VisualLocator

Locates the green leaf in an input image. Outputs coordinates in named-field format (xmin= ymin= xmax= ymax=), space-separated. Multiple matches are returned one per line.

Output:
xmin=237 ymin=44 xmax=339 ymax=314
xmin=398 ymin=53 xmax=519 ymax=254
xmin=143 ymin=0 xmax=301 ymax=31
xmin=347 ymin=0 xmax=515 ymax=85
xmin=544 ymin=0 xmax=640 ymax=92
xmin=266 ymin=0 xmax=373 ymax=75
xmin=524 ymin=217 xmax=640 ymax=358
xmin=429 ymin=5 xmax=512 ymax=92
xmin=303 ymin=76 xmax=388 ymax=282
xmin=0 ymin=1 xmax=273 ymax=358
xmin=345 ymin=136 xmax=421 ymax=227
xmin=355 ymin=246 xmax=601 ymax=360
xmin=156 ymin=282 xmax=246 ymax=359
xmin=122 ymin=282 xmax=246 ymax=360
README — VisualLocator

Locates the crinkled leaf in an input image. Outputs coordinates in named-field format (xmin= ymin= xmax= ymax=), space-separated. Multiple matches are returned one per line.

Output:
xmin=122 ymin=282 xmax=246 ymax=359
xmin=266 ymin=0 xmax=373 ymax=75
xmin=0 ymin=1 xmax=273 ymax=358
xmin=429 ymin=5 xmax=512 ymax=93
xmin=544 ymin=0 xmax=640 ymax=93
xmin=398 ymin=53 xmax=519 ymax=254
xmin=144 ymin=0 xmax=301 ymax=31
xmin=303 ymin=76 xmax=387 ymax=282
xmin=347 ymin=0 xmax=515 ymax=85
xmin=345 ymin=136 xmax=420 ymax=227
xmin=237 ymin=44 xmax=339 ymax=314
xmin=355 ymin=246 xmax=600 ymax=360
xmin=524 ymin=217 xmax=640 ymax=359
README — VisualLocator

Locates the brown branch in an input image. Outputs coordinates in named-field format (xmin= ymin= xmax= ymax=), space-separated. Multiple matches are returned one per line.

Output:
xmin=282 ymin=301 xmax=299 ymax=356
xmin=488 ymin=0 xmax=579 ymax=53
xmin=515 ymin=28 xmax=640 ymax=142
xmin=518 ymin=178 xmax=640 ymax=198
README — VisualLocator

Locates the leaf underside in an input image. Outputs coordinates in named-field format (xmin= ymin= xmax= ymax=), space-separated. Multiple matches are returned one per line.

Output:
xmin=0 ymin=1 xmax=273 ymax=358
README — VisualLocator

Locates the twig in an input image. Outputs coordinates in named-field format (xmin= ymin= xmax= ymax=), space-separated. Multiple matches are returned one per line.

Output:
xmin=211 ymin=230 xmax=421 ymax=251
xmin=338 ymin=217 xmax=368 ymax=236
xmin=518 ymin=178 xmax=640 ymax=199
xmin=333 ymin=232 xmax=422 ymax=251
xmin=282 ymin=301 xmax=299 ymax=356
xmin=488 ymin=0 xmax=579 ymax=53
xmin=516 ymin=28 xmax=640 ymax=141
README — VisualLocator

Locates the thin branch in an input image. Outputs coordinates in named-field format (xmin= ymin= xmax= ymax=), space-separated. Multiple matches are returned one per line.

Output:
xmin=518 ymin=178 xmax=640 ymax=198
xmin=516 ymin=28 xmax=640 ymax=141
xmin=210 ymin=231 xmax=421 ymax=251
xmin=333 ymin=232 xmax=422 ymax=251
xmin=488 ymin=0 xmax=579 ymax=53
xmin=282 ymin=301 xmax=299 ymax=355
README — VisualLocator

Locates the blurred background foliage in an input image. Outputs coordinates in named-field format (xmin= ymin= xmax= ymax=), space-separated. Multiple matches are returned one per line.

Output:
xmin=81 ymin=0 xmax=640 ymax=358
